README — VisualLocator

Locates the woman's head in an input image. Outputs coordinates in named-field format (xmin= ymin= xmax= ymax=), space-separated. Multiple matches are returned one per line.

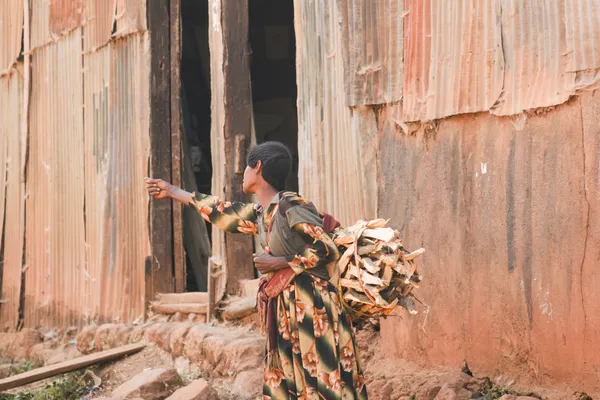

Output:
xmin=243 ymin=141 xmax=292 ymax=194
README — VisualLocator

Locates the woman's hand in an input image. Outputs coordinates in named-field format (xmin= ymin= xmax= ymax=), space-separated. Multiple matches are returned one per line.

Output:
xmin=145 ymin=178 xmax=171 ymax=200
xmin=253 ymin=253 xmax=288 ymax=274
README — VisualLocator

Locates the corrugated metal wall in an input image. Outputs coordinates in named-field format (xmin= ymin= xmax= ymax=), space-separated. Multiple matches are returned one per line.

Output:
xmin=0 ymin=0 xmax=150 ymax=328
xmin=295 ymin=0 xmax=600 ymax=222
xmin=293 ymin=0 xmax=600 ymax=390
xmin=294 ymin=0 xmax=378 ymax=225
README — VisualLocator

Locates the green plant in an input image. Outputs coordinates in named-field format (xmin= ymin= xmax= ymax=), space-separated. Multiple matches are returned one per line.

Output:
xmin=0 ymin=372 xmax=92 ymax=400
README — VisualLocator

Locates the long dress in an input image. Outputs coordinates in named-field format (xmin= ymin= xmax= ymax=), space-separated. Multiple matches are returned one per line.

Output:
xmin=189 ymin=191 xmax=369 ymax=400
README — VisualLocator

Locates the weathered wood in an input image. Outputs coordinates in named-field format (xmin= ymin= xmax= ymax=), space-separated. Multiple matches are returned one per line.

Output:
xmin=221 ymin=296 xmax=256 ymax=321
xmin=157 ymin=292 xmax=209 ymax=304
xmin=171 ymin=0 xmax=185 ymax=294
xmin=207 ymin=256 xmax=221 ymax=321
xmin=220 ymin=0 xmax=255 ymax=295
xmin=148 ymin=0 xmax=174 ymax=301
xmin=0 ymin=343 xmax=146 ymax=391
xmin=152 ymin=303 xmax=208 ymax=315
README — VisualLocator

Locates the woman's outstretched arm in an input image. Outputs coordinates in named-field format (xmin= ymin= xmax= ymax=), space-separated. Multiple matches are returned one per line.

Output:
xmin=145 ymin=178 xmax=258 ymax=235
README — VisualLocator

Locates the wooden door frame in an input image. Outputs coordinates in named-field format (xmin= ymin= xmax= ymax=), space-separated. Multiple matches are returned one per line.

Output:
xmin=146 ymin=0 xmax=256 ymax=309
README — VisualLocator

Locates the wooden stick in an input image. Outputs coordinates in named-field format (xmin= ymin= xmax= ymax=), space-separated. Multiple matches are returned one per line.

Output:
xmin=156 ymin=292 xmax=209 ymax=305
xmin=0 ymin=343 xmax=146 ymax=392
xmin=152 ymin=303 xmax=208 ymax=315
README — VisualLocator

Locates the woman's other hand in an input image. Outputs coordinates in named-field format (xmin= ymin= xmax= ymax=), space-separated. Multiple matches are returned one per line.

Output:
xmin=145 ymin=178 xmax=171 ymax=200
xmin=253 ymin=252 xmax=287 ymax=274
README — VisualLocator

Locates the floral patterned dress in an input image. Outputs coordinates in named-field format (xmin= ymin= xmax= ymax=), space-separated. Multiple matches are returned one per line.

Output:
xmin=189 ymin=191 xmax=368 ymax=400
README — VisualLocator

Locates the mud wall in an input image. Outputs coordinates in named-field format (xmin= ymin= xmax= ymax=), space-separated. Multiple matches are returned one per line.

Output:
xmin=378 ymin=93 xmax=600 ymax=392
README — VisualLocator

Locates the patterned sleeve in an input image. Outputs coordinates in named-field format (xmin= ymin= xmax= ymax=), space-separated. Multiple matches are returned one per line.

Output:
xmin=286 ymin=222 xmax=340 ymax=274
xmin=189 ymin=192 xmax=258 ymax=235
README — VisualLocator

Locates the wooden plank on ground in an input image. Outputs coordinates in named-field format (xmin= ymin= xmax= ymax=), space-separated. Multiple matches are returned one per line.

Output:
xmin=157 ymin=292 xmax=209 ymax=304
xmin=152 ymin=303 xmax=208 ymax=315
xmin=0 ymin=343 xmax=146 ymax=392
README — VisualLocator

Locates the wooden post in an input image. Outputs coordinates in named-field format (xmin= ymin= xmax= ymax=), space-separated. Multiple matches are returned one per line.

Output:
xmin=170 ymin=0 xmax=185 ymax=293
xmin=209 ymin=0 xmax=255 ymax=298
xmin=147 ymin=0 xmax=174 ymax=301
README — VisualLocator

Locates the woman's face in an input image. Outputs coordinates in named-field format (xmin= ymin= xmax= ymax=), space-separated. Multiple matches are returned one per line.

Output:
xmin=242 ymin=162 xmax=261 ymax=194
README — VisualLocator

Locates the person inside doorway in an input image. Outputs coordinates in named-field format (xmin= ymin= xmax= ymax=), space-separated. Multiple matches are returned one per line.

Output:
xmin=145 ymin=141 xmax=368 ymax=399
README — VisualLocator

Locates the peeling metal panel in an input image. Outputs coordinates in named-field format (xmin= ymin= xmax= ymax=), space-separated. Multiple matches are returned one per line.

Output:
xmin=565 ymin=0 xmax=600 ymax=72
xmin=49 ymin=0 xmax=84 ymax=36
xmin=30 ymin=0 xmax=52 ymax=50
xmin=0 ymin=0 xmax=24 ymax=75
xmin=336 ymin=0 xmax=403 ymax=106
xmin=0 ymin=68 xmax=24 ymax=330
xmin=25 ymin=29 xmax=86 ymax=328
xmin=295 ymin=0 xmax=377 ymax=225
xmin=403 ymin=0 xmax=504 ymax=121
xmin=492 ymin=0 xmax=574 ymax=116
xmin=115 ymin=0 xmax=147 ymax=37
xmin=83 ymin=0 xmax=117 ymax=51
xmin=83 ymin=33 xmax=150 ymax=324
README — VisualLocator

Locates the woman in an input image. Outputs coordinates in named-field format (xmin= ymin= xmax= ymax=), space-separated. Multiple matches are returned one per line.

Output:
xmin=146 ymin=141 xmax=368 ymax=400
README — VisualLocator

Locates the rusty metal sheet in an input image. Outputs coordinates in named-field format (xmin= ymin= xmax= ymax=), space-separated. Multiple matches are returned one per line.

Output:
xmin=336 ymin=0 xmax=403 ymax=106
xmin=491 ymin=0 xmax=574 ymax=116
xmin=49 ymin=0 xmax=84 ymax=36
xmin=83 ymin=0 xmax=117 ymax=51
xmin=565 ymin=0 xmax=600 ymax=72
xmin=0 ymin=0 xmax=24 ymax=75
xmin=295 ymin=0 xmax=377 ymax=225
xmin=25 ymin=30 xmax=86 ymax=328
xmin=0 ymin=67 xmax=24 ymax=330
xmin=30 ymin=0 xmax=52 ymax=50
xmin=82 ymin=32 xmax=151 ymax=323
xmin=403 ymin=0 xmax=504 ymax=121
xmin=115 ymin=0 xmax=147 ymax=37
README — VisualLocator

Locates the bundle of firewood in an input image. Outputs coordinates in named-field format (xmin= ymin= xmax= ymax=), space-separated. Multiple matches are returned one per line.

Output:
xmin=333 ymin=219 xmax=425 ymax=324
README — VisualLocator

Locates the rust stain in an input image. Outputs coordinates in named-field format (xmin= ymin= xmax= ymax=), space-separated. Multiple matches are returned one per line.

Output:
xmin=114 ymin=0 xmax=147 ymax=37
xmin=403 ymin=0 xmax=504 ymax=121
xmin=83 ymin=0 xmax=117 ymax=51
xmin=30 ymin=0 xmax=52 ymax=50
xmin=336 ymin=0 xmax=404 ymax=106
xmin=0 ymin=67 xmax=25 ymax=331
xmin=491 ymin=0 xmax=573 ymax=116
xmin=0 ymin=0 xmax=24 ymax=75
xmin=49 ymin=0 xmax=84 ymax=36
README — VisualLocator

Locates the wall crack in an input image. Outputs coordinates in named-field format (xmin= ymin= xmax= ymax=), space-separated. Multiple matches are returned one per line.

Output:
xmin=579 ymin=99 xmax=590 ymax=347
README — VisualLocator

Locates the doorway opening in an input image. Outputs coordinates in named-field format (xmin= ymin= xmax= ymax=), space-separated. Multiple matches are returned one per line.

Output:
xmin=249 ymin=0 xmax=299 ymax=192
xmin=180 ymin=0 xmax=212 ymax=292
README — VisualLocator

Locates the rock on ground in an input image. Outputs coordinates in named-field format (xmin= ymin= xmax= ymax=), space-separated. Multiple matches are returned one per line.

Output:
xmin=231 ymin=369 xmax=263 ymax=400
xmin=165 ymin=379 xmax=219 ymax=400
xmin=111 ymin=368 xmax=182 ymax=400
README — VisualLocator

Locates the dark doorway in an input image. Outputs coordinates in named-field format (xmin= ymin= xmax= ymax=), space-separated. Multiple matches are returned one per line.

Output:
xmin=249 ymin=0 xmax=299 ymax=192
xmin=180 ymin=0 xmax=212 ymax=292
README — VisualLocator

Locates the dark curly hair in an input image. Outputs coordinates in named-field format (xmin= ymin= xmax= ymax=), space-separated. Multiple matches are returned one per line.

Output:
xmin=247 ymin=141 xmax=292 ymax=191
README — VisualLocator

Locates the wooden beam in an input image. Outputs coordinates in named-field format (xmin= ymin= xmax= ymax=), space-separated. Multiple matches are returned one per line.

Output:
xmin=170 ymin=0 xmax=185 ymax=294
xmin=147 ymin=0 xmax=174 ymax=301
xmin=0 ymin=343 xmax=146 ymax=391
xmin=221 ymin=0 xmax=255 ymax=295
xmin=157 ymin=292 xmax=208 ymax=304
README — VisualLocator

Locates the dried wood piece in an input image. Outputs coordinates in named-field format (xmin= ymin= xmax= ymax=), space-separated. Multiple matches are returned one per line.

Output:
xmin=334 ymin=219 xmax=425 ymax=323
xmin=0 ymin=343 xmax=145 ymax=391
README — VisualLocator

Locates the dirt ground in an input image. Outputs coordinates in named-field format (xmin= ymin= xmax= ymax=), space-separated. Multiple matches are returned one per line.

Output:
xmin=0 ymin=323 xmax=593 ymax=400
